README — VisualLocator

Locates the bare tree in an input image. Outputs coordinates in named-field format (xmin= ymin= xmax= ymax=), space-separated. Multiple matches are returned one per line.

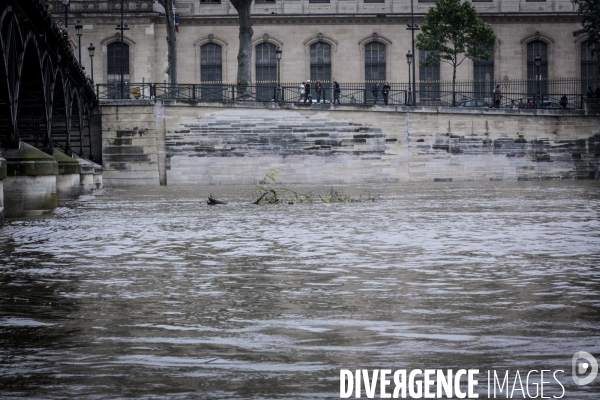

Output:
xmin=230 ymin=0 xmax=254 ymax=98
xmin=157 ymin=0 xmax=177 ymax=85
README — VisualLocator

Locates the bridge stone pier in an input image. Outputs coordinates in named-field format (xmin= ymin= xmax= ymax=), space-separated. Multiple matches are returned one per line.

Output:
xmin=1 ymin=0 xmax=101 ymax=220
xmin=0 ymin=157 xmax=6 ymax=226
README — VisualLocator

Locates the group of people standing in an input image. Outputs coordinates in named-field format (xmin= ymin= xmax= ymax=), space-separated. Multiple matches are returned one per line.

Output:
xmin=587 ymin=86 xmax=600 ymax=99
xmin=371 ymin=82 xmax=392 ymax=105
xmin=297 ymin=80 xmax=342 ymax=105
xmin=297 ymin=81 xmax=392 ymax=105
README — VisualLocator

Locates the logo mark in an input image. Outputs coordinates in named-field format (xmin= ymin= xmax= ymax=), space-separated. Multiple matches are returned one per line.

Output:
xmin=572 ymin=351 xmax=598 ymax=386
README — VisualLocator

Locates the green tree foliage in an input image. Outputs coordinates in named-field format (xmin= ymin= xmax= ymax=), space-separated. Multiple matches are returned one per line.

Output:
xmin=416 ymin=0 xmax=497 ymax=105
xmin=572 ymin=0 xmax=600 ymax=74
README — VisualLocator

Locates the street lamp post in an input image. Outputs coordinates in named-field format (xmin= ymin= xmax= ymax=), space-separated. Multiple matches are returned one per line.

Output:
xmin=407 ymin=0 xmax=419 ymax=106
xmin=406 ymin=51 xmax=413 ymax=106
xmin=62 ymin=0 xmax=69 ymax=27
xmin=75 ymin=21 xmax=83 ymax=63
xmin=88 ymin=43 xmax=95 ymax=82
xmin=534 ymin=54 xmax=541 ymax=108
xmin=275 ymin=47 xmax=282 ymax=102
xmin=115 ymin=0 xmax=129 ymax=98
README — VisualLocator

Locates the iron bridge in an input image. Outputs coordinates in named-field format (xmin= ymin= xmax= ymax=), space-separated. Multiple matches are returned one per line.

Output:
xmin=1 ymin=0 xmax=97 ymax=160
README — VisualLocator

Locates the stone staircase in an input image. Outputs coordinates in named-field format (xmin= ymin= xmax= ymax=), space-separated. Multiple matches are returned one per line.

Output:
xmin=165 ymin=110 xmax=401 ymax=185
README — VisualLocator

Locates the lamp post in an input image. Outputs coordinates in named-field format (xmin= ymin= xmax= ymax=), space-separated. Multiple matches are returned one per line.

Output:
xmin=88 ymin=43 xmax=95 ymax=82
xmin=75 ymin=21 xmax=83 ymax=63
xmin=407 ymin=0 xmax=419 ymax=106
xmin=115 ymin=0 xmax=129 ymax=98
xmin=406 ymin=51 xmax=413 ymax=106
xmin=62 ymin=0 xmax=69 ymax=27
xmin=534 ymin=54 xmax=541 ymax=108
xmin=275 ymin=47 xmax=282 ymax=102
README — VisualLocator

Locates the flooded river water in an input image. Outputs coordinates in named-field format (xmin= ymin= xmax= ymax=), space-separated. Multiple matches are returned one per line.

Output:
xmin=1 ymin=181 xmax=599 ymax=399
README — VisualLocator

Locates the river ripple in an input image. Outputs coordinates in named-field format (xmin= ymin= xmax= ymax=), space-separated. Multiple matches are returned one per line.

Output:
xmin=1 ymin=181 xmax=599 ymax=399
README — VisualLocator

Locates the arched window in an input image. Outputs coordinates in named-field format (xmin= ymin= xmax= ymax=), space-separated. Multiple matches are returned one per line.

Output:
xmin=527 ymin=41 xmax=547 ymax=98
xmin=581 ymin=40 xmax=599 ymax=94
xmin=255 ymin=43 xmax=276 ymax=82
xmin=200 ymin=43 xmax=222 ymax=82
xmin=419 ymin=50 xmax=440 ymax=102
xmin=473 ymin=43 xmax=494 ymax=99
xmin=255 ymin=43 xmax=277 ymax=101
xmin=364 ymin=42 xmax=385 ymax=81
xmin=310 ymin=42 xmax=332 ymax=81
xmin=107 ymin=42 xmax=130 ymax=98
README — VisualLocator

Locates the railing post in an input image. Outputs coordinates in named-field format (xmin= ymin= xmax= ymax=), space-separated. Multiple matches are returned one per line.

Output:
xmin=96 ymin=84 xmax=99 ymax=99
xmin=231 ymin=85 xmax=235 ymax=102
xmin=192 ymin=84 xmax=196 ymax=101
xmin=364 ymin=89 xmax=367 ymax=105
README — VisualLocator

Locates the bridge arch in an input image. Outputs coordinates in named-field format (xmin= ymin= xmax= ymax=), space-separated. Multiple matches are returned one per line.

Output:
xmin=17 ymin=33 xmax=48 ymax=152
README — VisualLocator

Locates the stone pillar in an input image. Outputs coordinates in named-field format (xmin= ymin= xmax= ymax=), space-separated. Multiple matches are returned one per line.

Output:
xmin=75 ymin=156 xmax=95 ymax=194
xmin=2 ymin=142 xmax=58 ymax=218
xmin=91 ymin=161 xmax=103 ymax=190
xmin=53 ymin=149 xmax=82 ymax=201
xmin=100 ymin=101 xmax=160 ymax=186
xmin=0 ymin=157 xmax=6 ymax=227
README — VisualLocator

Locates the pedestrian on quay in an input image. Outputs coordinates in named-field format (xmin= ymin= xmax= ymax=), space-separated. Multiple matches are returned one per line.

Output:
xmin=382 ymin=82 xmax=390 ymax=105
xmin=559 ymin=94 xmax=568 ymax=109
xmin=315 ymin=79 xmax=323 ymax=103
xmin=298 ymin=82 xmax=305 ymax=102
xmin=493 ymin=84 xmax=502 ymax=108
xmin=333 ymin=81 xmax=341 ymax=105
xmin=372 ymin=82 xmax=379 ymax=105
xmin=527 ymin=99 xmax=534 ymax=109
xmin=304 ymin=80 xmax=312 ymax=104
xmin=587 ymin=86 xmax=594 ymax=98
xmin=595 ymin=85 xmax=600 ymax=99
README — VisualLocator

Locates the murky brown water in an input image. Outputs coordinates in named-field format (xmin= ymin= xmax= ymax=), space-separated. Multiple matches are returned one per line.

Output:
xmin=1 ymin=182 xmax=599 ymax=399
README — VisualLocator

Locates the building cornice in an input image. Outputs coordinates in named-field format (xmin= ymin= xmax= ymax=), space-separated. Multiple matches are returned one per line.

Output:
xmin=179 ymin=12 xmax=579 ymax=25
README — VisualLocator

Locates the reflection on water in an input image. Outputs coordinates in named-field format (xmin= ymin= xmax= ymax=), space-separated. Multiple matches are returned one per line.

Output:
xmin=0 ymin=182 xmax=599 ymax=399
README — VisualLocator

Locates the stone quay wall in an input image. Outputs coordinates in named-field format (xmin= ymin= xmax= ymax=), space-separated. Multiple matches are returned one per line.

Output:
xmin=99 ymin=101 xmax=600 ymax=185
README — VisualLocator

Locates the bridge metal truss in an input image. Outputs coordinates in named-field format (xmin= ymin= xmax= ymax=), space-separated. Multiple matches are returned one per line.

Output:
xmin=1 ymin=0 xmax=98 ymax=160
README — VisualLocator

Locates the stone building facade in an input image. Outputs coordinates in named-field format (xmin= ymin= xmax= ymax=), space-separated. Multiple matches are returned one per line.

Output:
xmin=55 ymin=0 xmax=596 ymax=87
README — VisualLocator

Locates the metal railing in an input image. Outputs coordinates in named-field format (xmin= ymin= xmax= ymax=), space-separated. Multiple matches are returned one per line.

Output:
xmin=47 ymin=0 xmax=155 ymax=13
xmin=96 ymin=78 xmax=599 ymax=109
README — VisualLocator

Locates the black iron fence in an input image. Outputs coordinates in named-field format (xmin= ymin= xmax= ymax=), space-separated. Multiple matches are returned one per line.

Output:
xmin=96 ymin=78 xmax=600 ymax=109
xmin=47 ymin=0 xmax=155 ymax=13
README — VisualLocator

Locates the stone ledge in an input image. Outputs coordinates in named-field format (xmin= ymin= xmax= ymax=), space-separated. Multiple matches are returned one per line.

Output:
xmin=2 ymin=142 xmax=58 ymax=176
xmin=100 ymin=99 xmax=155 ymax=107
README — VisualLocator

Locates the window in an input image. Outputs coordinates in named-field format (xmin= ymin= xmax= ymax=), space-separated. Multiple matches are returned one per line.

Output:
xmin=365 ymin=42 xmax=385 ymax=81
xmin=200 ymin=43 xmax=223 ymax=101
xmin=419 ymin=50 xmax=440 ymax=101
xmin=527 ymin=40 xmax=547 ymax=98
xmin=200 ymin=43 xmax=222 ymax=82
xmin=255 ymin=43 xmax=277 ymax=101
xmin=107 ymin=42 xmax=129 ymax=98
xmin=255 ymin=43 xmax=276 ymax=82
xmin=581 ymin=40 xmax=599 ymax=94
xmin=310 ymin=42 xmax=332 ymax=82
xmin=473 ymin=43 xmax=494 ymax=99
